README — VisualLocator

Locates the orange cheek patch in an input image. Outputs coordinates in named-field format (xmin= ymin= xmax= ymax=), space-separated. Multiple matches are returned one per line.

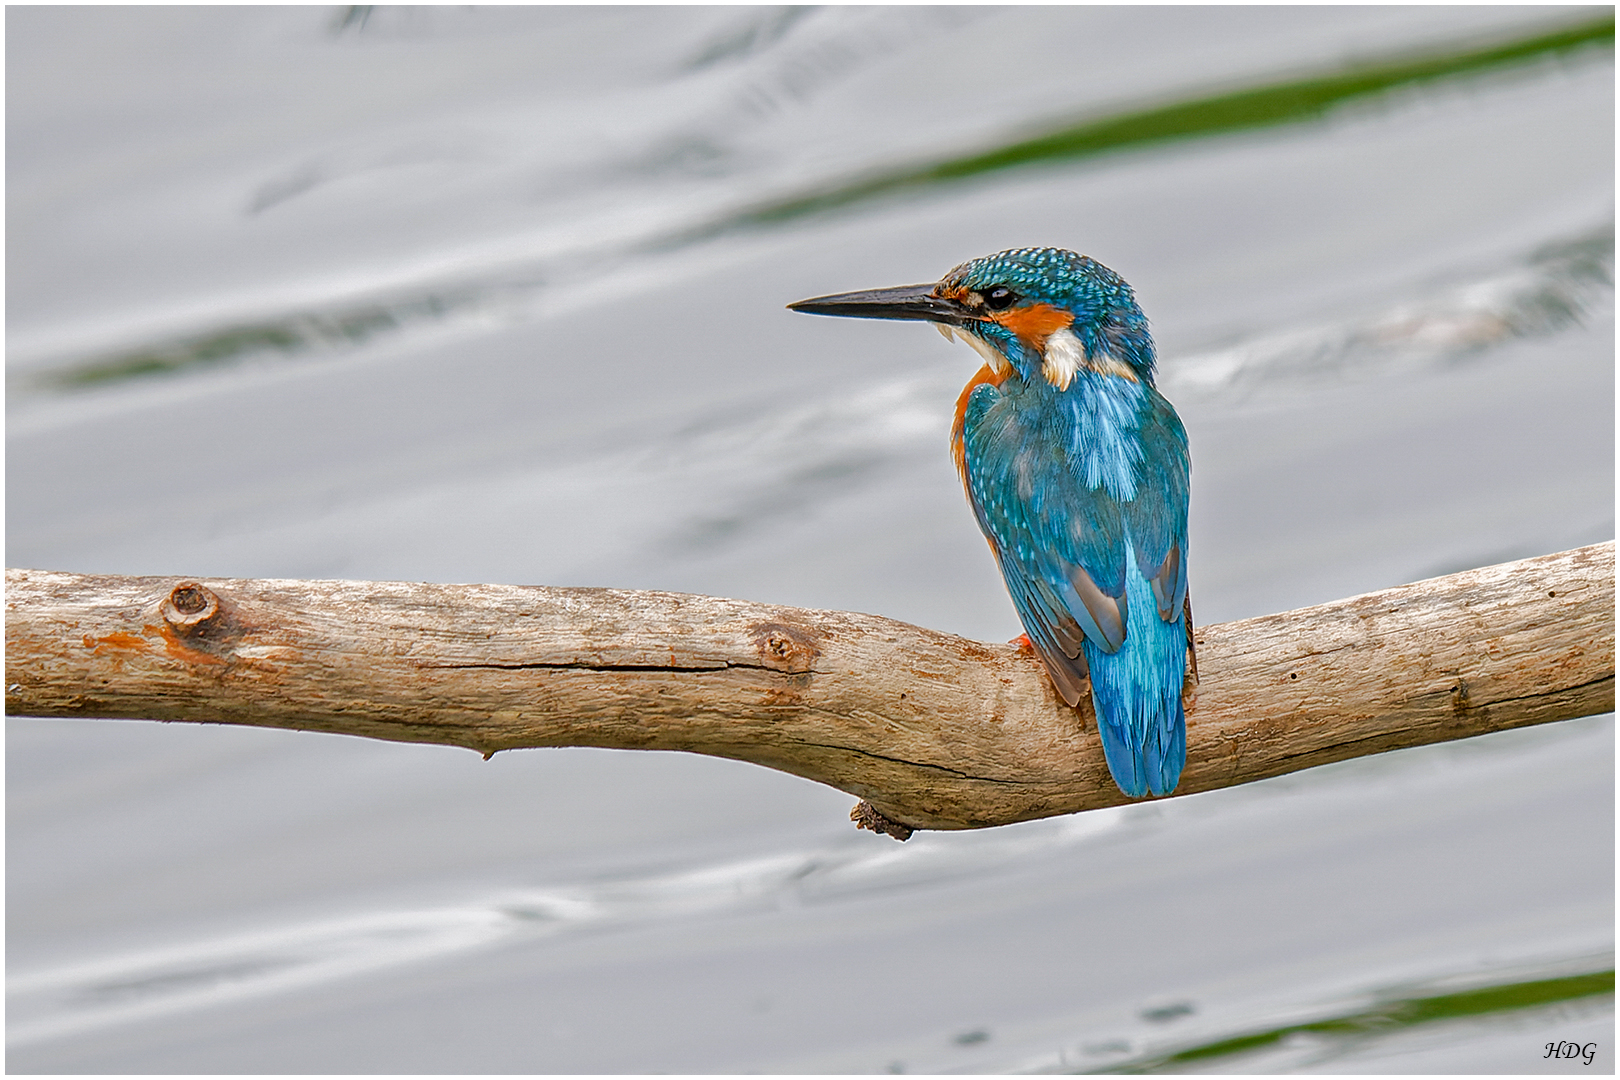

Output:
xmin=992 ymin=303 xmax=1073 ymax=349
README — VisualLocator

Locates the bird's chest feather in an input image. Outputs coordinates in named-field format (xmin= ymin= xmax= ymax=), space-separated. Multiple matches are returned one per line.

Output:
xmin=955 ymin=368 xmax=1147 ymax=504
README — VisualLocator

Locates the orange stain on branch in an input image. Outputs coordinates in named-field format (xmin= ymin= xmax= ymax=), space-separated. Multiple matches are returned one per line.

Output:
xmin=83 ymin=631 xmax=150 ymax=654
xmin=154 ymin=623 xmax=229 ymax=666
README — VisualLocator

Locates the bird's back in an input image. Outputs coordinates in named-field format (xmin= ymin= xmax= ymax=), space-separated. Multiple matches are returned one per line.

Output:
xmin=954 ymin=362 xmax=1191 ymax=797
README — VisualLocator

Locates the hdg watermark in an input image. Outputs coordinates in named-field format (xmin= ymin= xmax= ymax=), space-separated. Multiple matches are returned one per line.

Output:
xmin=1544 ymin=1040 xmax=1597 ymax=1065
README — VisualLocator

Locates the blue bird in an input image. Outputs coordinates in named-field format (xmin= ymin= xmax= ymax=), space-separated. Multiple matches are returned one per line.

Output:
xmin=789 ymin=247 xmax=1194 ymax=798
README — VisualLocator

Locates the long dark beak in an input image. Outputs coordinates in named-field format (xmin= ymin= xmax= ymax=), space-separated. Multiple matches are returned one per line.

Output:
xmin=787 ymin=283 xmax=973 ymax=327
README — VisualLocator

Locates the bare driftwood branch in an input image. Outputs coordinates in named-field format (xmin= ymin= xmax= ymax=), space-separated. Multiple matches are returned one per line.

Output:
xmin=5 ymin=543 xmax=1613 ymax=832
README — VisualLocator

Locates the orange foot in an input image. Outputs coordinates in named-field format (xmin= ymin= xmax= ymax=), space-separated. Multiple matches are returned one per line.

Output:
xmin=1009 ymin=633 xmax=1034 ymax=652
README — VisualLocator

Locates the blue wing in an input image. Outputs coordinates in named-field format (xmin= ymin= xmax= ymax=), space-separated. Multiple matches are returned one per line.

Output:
xmin=959 ymin=376 xmax=1191 ymax=797
xmin=1125 ymin=389 xmax=1191 ymax=621
xmin=958 ymin=381 xmax=1125 ymax=700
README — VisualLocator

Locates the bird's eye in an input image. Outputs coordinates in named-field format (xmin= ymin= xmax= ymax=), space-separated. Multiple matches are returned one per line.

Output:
xmin=985 ymin=286 xmax=1017 ymax=311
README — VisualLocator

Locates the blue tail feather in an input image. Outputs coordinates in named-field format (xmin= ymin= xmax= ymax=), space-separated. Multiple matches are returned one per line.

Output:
xmin=1083 ymin=560 xmax=1187 ymax=797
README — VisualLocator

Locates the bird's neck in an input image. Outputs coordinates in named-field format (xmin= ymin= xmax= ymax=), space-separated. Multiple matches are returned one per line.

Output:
xmin=940 ymin=309 xmax=1156 ymax=390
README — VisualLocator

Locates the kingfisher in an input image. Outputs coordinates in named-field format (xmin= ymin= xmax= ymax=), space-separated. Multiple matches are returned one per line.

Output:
xmin=789 ymin=247 xmax=1194 ymax=798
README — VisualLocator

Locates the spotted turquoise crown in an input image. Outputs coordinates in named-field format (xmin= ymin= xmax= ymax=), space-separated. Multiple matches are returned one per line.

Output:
xmin=942 ymin=247 xmax=1158 ymax=382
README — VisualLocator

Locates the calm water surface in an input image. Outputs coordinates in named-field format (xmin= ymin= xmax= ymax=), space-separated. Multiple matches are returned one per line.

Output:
xmin=7 ymin=6 xmax=1614 ymax=1072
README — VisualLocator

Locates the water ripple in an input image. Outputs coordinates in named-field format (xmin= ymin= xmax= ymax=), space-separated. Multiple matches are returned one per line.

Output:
xmin=7 ymin=808 xmax=1127 ymax=1048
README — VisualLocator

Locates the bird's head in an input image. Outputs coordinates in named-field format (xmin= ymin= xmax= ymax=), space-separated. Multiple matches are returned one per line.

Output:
xmin=788 ymin=246 xmax=1155 ymax=389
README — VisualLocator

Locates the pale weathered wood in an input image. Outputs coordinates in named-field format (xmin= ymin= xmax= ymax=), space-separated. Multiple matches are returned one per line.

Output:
xmin=4 ymin=543 xmax=1613 ymax=832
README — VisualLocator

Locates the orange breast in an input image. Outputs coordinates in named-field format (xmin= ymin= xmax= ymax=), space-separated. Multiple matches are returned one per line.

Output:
xmin=951 ymin=363 xmax=1012 ymax=480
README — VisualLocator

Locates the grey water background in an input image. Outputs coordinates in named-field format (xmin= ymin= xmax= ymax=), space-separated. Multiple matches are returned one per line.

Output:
xmin=5 ymin=5 xmax=1614 ymax=1072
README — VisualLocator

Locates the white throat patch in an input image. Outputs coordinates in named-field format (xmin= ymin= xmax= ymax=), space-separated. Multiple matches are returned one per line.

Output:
xmin=935 ymin=322 xmax=1009 ymax=375
xmin=1042 ymin=326 xmax=1085 ymax=390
